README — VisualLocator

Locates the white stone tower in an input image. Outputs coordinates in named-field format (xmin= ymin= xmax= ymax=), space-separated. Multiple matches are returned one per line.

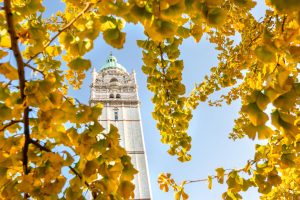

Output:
xmin=89 ymin=53 xmax=152 ymax=199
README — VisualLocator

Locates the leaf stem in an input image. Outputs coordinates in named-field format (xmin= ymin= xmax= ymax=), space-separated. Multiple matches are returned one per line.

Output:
xmin=24 ymin=63 xmax=45 ymax=77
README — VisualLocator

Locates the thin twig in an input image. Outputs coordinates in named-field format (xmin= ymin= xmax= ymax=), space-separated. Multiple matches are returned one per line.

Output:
xmin=24 ymin=63 xmax=45 ymax=77
xmin=30 ymin=139 xmax=50 ymax=152
xmin=3 ymin=80 xmax=12 ymax=89
xmin=63 ymin=95 xmax=82 ymax=105
xmin=185 ymin=160 xmax=256 ymax=185
xmin=25 ymin=2 xmax=97 ymax=65
xmin=281 ymin=15 xmax=287 ymax=33
xmin=0 ymin=120 xmax=22 ymax=132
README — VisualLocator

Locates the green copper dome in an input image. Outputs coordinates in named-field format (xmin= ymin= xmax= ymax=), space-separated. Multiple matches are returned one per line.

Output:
xmin=100 ymin=53 xmax=127 ymax=72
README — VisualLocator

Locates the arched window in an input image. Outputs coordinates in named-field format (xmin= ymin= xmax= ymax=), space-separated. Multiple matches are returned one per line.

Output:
xmin=109 ymin=94 xmax=114 ymax=98
xmin=110 ymin=78 xmax=118 ymax=83
xmin=116 ymin=94 xmax=121 ymax=98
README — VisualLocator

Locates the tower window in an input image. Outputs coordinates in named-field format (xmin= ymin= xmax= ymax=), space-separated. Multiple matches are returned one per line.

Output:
xmin=110 ymin=78 xmax=118 ymax=83
xmin=116 ymin=94 xmax=121 ymax=98
xmin=113 ymin=108 xmax=119 ymax=121
xmin=109 ymin=94 xmax=114 ymax=98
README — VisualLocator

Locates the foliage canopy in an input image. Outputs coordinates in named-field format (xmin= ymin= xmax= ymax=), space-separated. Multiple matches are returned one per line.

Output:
xmin=0 ymin=0 xmax=299 ymax=199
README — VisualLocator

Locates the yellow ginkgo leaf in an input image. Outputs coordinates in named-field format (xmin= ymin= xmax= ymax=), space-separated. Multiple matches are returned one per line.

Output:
xmin=0 ymin=50 xmax=8 ymax=59
xmin=256 ymin=92 xmax=269 ymax=110
xmin=190 ymin=25 xmax=203 ymax=42
xmin=269 ymin=0 xmax=300 ymax=12
xmin=68 ymin=57 xmax=91 ymax=71
xmin=215 ymin=168 xmax=225 ymax=184
xmin=0 ymin=62 xmax=18 ymax=80
xmin=117 ymin=181 xmax=135 ymax=199
xmin=255 ymin=46 xmax=276 ymax=63
xmin=103 ymin=28 xmax=126 ymax=49
xmin=207 ymin=175 xmax=213 ymax=190
xmin=206 ymin=0 xmax=223 ymax=7
xmin=242 ymin=103 xmax=269 ymax=126
xmin=145 ymin=20 xmax=178 ymax=41
xmin=207 ymin=8 xmax=227 ymax=26
xmin=233 ymin=0 xmax=257 ymax=9
xmin=0 ymin=34 xmax=11 ymax=48
xmin=257 ymin=125 xmax=274 ymax=140
xmin=0 ymin=104 xmax=12 ymax=121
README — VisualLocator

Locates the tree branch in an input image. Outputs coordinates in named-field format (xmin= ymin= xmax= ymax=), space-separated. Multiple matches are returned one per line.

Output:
xmin=0 ymin=120 xmax=22 ymax=132
xmin=29 ymin=139 xmax=50 ymax=152
xmin=25 ymin=1 xmax=97 ymax=65
xmin=4 ymin=0 xmax=30 ymax=176
xmin=30 ymin=139 xmax=91 ymax=188
xmin=4 ymin=0 xmax=31 ymax=198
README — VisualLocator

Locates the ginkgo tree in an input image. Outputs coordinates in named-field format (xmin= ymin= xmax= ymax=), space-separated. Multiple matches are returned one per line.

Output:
xmin=0 ymin=0 xmax=299 ymax=200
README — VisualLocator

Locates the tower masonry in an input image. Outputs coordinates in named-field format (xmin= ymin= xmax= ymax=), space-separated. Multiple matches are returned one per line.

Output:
xmin=89 ymin=53 xmax=152 ymax=200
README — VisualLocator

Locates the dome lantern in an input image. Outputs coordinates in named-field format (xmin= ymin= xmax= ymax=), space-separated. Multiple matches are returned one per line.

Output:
xmin=100 ymin=52 xmax=127 ymax=72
